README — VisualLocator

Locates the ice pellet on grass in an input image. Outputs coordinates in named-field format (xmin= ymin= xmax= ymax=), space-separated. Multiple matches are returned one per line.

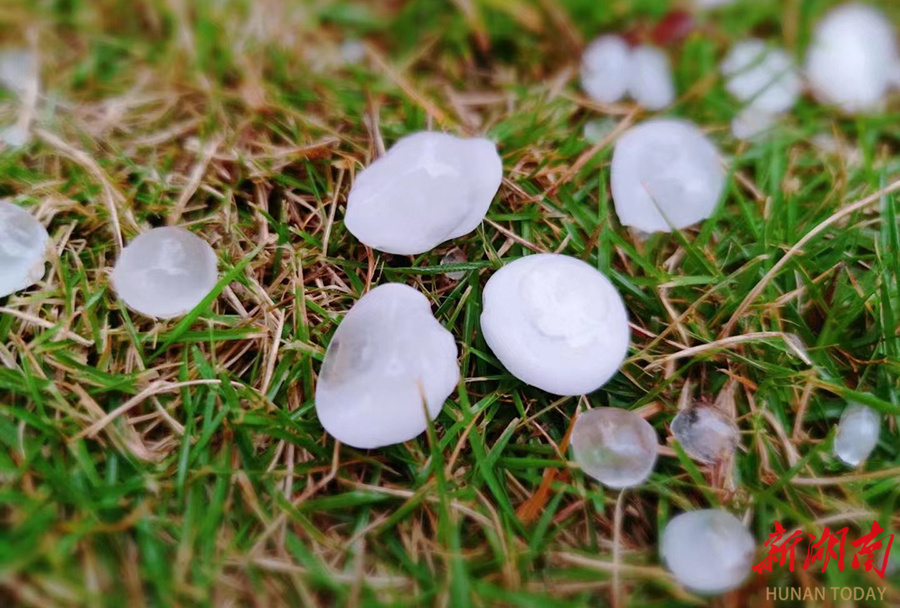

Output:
xmin=0 ymin=49 xmax=37 ymax=97
xmin=721 ymin=39 xmax=802 ymax=139
xmin=111 ymin=226 xmax=218 ymax=319
xmin=580 ymin=35 xmax=632 ymax=105
xmin=661 ymin=509 xmax=756 ymax=595
xmin=611 ymin=119 xmax=725 ymax=233
xmin=834 ymin=402 xmax=880 ymax=467
xmin=629 ymin=46 xmax=676 ymax=110
xmin=344 ymin=132 xmax=502 ymax=255
xmin=440 ymin=248 xmax=467 ymax=281
xmin=571 ymin=408 xmax=658 ymax=488
xmin=480 ymin=254 xmax=630 ymax=396
xmin=805 ymin=3 xmax=900 ymax=113
xmin=0 ymin=200 xmax=49 ymax=298
xmin=315 ymin=283 xmax=459 ymax=449
xmin=671 ymin=406 xmax=738 ymax=464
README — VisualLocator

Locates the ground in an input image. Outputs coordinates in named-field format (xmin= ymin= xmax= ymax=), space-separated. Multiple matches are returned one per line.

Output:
xmin=1 ymin=0 xmax=899 ymax=606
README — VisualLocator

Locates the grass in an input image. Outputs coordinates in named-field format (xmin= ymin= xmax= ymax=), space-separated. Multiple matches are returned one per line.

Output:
xmin=1 ymin=0 xmax=899 ymax=606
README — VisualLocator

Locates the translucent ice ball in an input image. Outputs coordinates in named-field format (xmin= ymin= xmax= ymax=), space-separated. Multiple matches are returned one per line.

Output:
xmin=670 ymin=406 xmax=739 ymax=464
xmin=805 ymin=3 xmax=900 ymax=113
xmin=111 ymin=226 xmax=218 ymax=319
xmin=344 ymin=132 xmax=502 ymax=255
xmin=315 ymin=283 xmax=459 ymax=449
xmin=833 ymin=402 xmax=880 ymax=467
xmin=571 ymin=408 xmax=658 ymax=488
xmin=661 ymin=509 xmax=756 ymax=595
xmin=0 ymin=200 xmax=49 ymax=298
xmin=611 ymin=119 xmax=725 ymax=233
xmin=480 ymin=254 xmax=630 ymax=396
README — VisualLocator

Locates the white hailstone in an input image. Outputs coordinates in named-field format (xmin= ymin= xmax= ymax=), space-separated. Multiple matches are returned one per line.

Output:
xmin=480 ymin=254 xmax=630 ymax=396
xmin=833 ymin=402 xmax=880 ymax=467
xmin=580 ymin=35 xmax=632 ymax=104
xmin=611 ymin=119 xmax=725 ymax=233
xmin=0 ymin=200 xmax=49 ymax=298
xmin=629 ymin=46 xmax=676 ymax=110
xmin=571 ymin=408 xmax=658 ymax=488
xmin=345 ymin=132 xmax=502 ymax=255
xmin=440 ymin=247 xmax=467 ymax=281
xmin=670 ymin=406 xmax=739 ymax=464
xmin=582 ymin=117 xmax=617 ymax=144
xmin=721 ymin=39 xmax=802 ymax=139
xmin=661 ymin=509 xmax=756 ymax=595
xmin=111 ymin=226 xmax=218 ymax=319
xmin=805 ymin=3 xmax=900 ymax=113
xmin=315 ymin=283 xmax=459 ymax=449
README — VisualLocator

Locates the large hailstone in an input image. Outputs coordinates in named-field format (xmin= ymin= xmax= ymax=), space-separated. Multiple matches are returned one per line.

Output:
xmin=833 ymin=402 xmax=880 ymax=467
xmin=805 ymin=3 xmax=900 ymax=113
xmin=480 ymin=254 xmax=630 ymax=396
xmin=721 ymin=40 xmax=802 ymax=139
xmin=661 ymin=509 xmax=756 ymax=595
xmin=0 ymin=200 xmax=49 ymax=298
xmin=111 ymin=226 xmax=218 ymax=319
xmin=315 ymin=283 xmax=459 ymax=449
xmin=344 ymin=132 xmax=502 ymax=255
xmin=611 ymin=119 xmax=725 ymax=233
xmin=571 ymin=408 xmax=658 ymax=488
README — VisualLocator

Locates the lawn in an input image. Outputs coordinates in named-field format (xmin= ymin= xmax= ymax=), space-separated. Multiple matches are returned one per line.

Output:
xmin=1 ymin=0 xmax=899 ymax=606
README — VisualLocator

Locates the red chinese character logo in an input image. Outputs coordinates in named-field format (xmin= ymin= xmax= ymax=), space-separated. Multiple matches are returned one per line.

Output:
xmin=803 ymin=526 xmax=848 ymax=573
xmin=851 ymin=521 xmax=894 ymax=579
xmin=753 ymin=521 xmax=806 ymax=573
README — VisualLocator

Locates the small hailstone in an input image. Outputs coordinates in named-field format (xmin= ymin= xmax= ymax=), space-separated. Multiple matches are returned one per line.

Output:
xmin=629 ymin=46 xmax=676 ymax=110
xmin=571 ymin=408 xmax=658 ymax=488
xmin=833 ymin=402 xmax=880 ymax=467
xmin=315 ymin=283 xmax=459 ymax=449
xmin=661 ymin=509 xmax=756 ymax=595
xmin=111 ymin=226 xmax=218 ymax=319
xmin=611 ymin=119 xmax=725 ymax=233
xmin=440 ymin=248 xmax=467 ymax=281
xmin=0 ymin=49 xmax=37 ymax=97
xmin=340 ymin=40 xmax=366 ymax=65
xmin=345 ymin=132 xmax=502 ymax=255
xmin=805 ymin=3 xmax=900 ymax=113
xmin=480 ymin=254 xmax=630 ymax=396
xmin=583 ymin=117 xmax=617 ymax=144
xmin=671 ymin=406 xmax=739 ymax=464
xmin=0 ymin=200 xmax=49 ymax=298
xmin=580 ymin=35 xmax=632 ymax=104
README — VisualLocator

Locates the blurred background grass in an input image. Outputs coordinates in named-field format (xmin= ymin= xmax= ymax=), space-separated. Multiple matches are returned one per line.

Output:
xmin=1 ymin=0 xmax=899 ymax=606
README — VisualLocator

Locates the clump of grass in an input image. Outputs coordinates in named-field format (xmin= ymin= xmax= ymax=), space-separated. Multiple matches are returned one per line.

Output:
xmin=1 ymin=1 xmax=899 ymax=607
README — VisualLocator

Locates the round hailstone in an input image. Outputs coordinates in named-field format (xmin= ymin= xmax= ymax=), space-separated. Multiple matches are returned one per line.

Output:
xmin=571 ymin=408 xmax=658 ymax=488
xmin=833 ymin=402 xmax=880 ymax=467
xmin=805 ymin=3 xmax=900 ymax=113
xmin=111 ymin=226 xmax=218 ymax=319
xmin=344 ymin=132 xmax=502 ymax=256
xmin=480 ymin=254 xmax=630 ymax=396
xmin=315 ymin=283 xmax=459 ymax=449
xmin=661 ymin=509 xmax=756 ymax=595
xmin=611 ymin=119 xmax=725 ymax=233
xmin=580 ymin=35 xmax=632 ymax=104
xmin=670 ymin=406 xmax=739 ymax=464
xmin=0 ymin=200 xmax=49 ymax=298
xmin=629 ymin=46 xmax=676 ymax=110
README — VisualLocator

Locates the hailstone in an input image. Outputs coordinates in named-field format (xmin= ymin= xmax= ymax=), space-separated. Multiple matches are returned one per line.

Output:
xmin=315 ymin=283 xmax=459 ymax=449
xmin=833 ymin=402 xmax=880 ymax=467
xmin=661 ymin=509 xmax=756 ymax=595
xmin=580 ymin=35 xmax=632 ymax=105
xmin=670 ymin=406 xmax=739 ymax=464
xmin=629 ymin=46 xmax=676 ymax=110
xmin=0 ymin=200 xmax=49 ymax=298
xmin=344 ymin=132 xmax=502 ymax=255
xmin=611 ymin=119 xmax=725 ymax=233
xmin=571 ymin=408 xmax=658 ymax=488
xmin=805 ymin=3 xmax=900 ymax=113
xmin=111 ymin=226 xmax=218 ymax=319
xmin=480 ymin=254 xmax=630 ymax=396
xmin=440 ymin=248 xmax=467 ymax=281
